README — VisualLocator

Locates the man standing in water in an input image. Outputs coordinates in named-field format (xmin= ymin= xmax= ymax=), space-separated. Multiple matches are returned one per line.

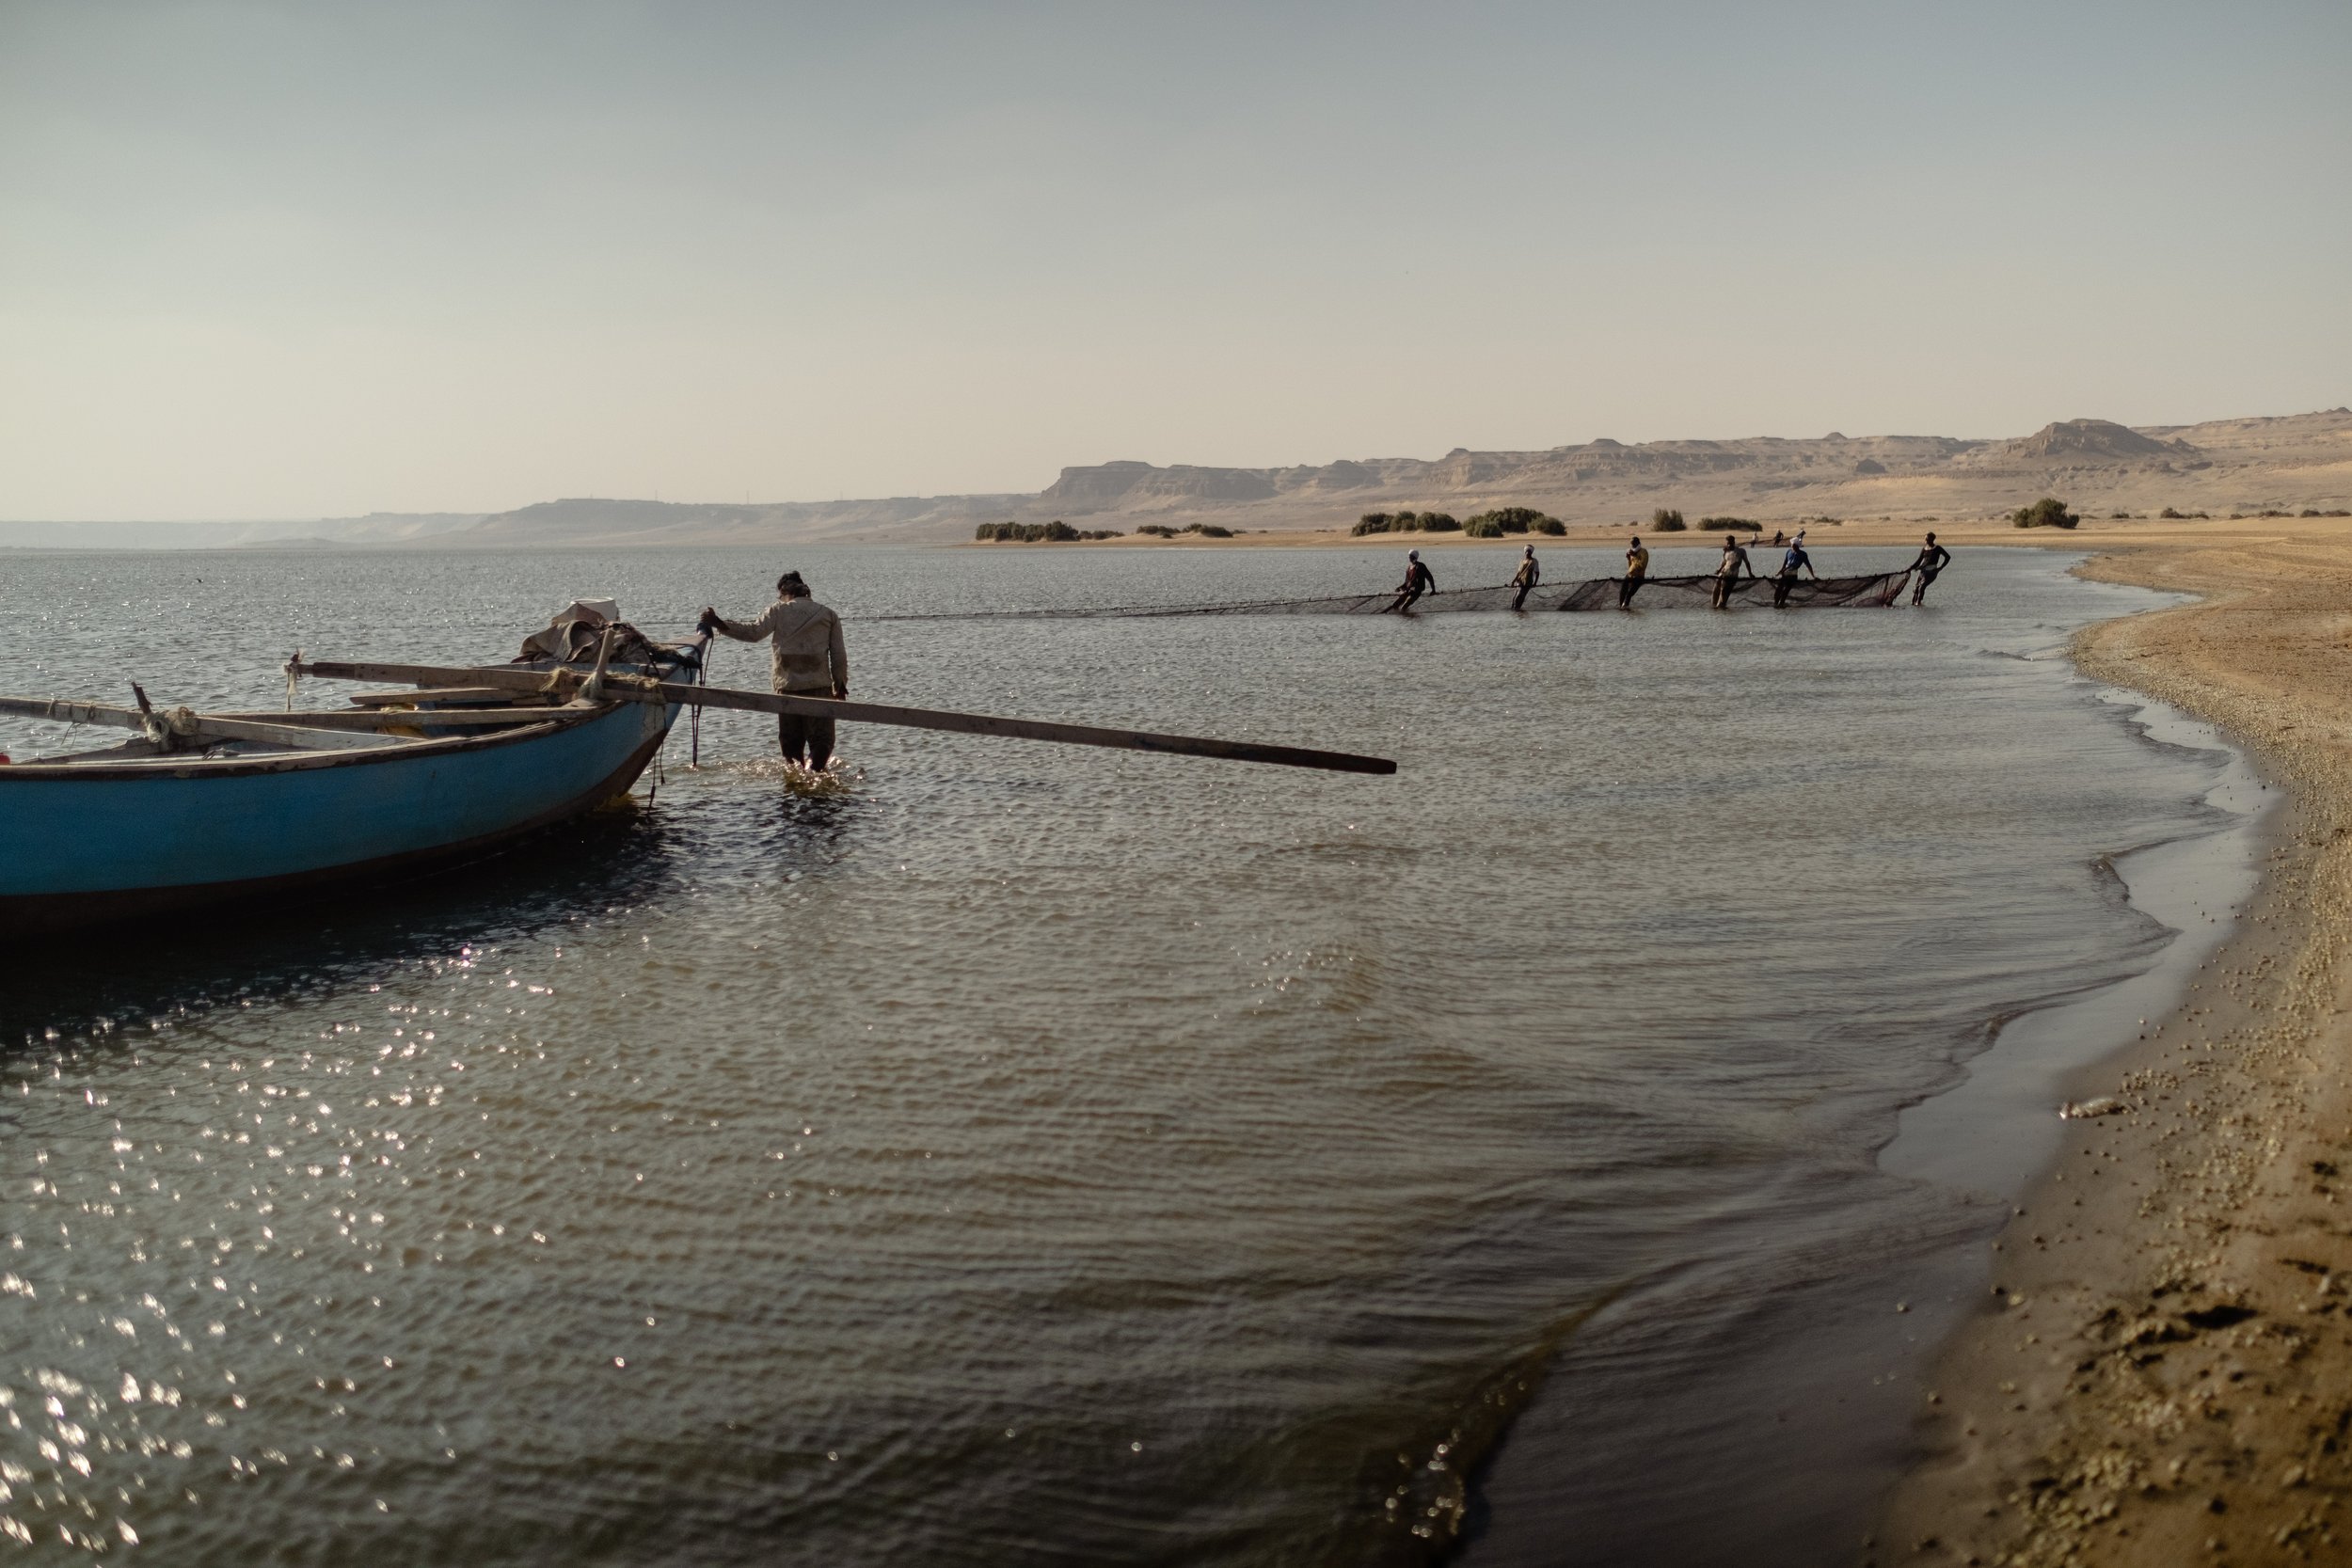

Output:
xmin=1772 ymin=531 xmax=1819 ymax=608
xmin=1710 ymin=532 xmax=1754 ymax=610
xmin=1385 ymin=548 xmax=1437 ymax=613
xmin=1618 ymin=535 xmax=1648 ymax=609
xmin=1509 ymin=545 xmax=1541 ymax=610
xmin=1908 ymin=531 xmax=1953 ymax=606
xmin=699 ymin=570 xmax=850 ymax=770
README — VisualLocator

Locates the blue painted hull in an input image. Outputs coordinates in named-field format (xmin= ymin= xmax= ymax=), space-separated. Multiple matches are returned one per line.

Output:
xmin=0 ymin=701 xmax=675 ymax=936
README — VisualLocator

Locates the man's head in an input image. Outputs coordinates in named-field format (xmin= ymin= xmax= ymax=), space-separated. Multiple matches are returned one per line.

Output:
xmin=1723 ymin=535 xmax=1738 ymax=549
xmin=1407 ymin=549 xmax=1420 ymax=562
xmin=1924 ymin=531 xmax=1937 ymax=545
xmin=1523 ymin=545 xmax=1535 ymax=558
xmin=1629 ymin=535 xmax=1642 ymax=547
xmin=776 ymin=570 xmax=810 ymax=599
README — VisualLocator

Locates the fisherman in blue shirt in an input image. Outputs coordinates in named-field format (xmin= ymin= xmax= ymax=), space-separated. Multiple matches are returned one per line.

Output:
xmin=1772 ymin=531 xmax=1819 ymax=608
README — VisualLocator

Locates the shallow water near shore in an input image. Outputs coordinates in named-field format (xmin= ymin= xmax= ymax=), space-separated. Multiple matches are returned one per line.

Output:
xmin=0 ymin=545 xmax=2249 ymax=1564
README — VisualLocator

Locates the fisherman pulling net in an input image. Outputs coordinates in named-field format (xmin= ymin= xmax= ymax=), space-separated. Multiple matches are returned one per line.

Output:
xmin=864 ymin=531 xmax=1950 ymax=621
xmin=869 ymin=567 xmax=1914 ymax=621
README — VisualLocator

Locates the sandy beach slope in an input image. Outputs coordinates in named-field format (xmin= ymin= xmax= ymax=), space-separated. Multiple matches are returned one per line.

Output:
xmin=1881 ymin=517 xmax=2352 ymax=1565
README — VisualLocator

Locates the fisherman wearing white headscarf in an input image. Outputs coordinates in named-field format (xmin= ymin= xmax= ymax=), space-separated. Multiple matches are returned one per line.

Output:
xmin=1772 ymin=532 xmax=1819 ymax=608
xmin=1510 ymin=545 xmax=1541 ymax=610
xmin=1709 ymin=533 xmax=1754 ymax=610
xmin=1385 ymin=548 xmax=1437 ymax=613
xmin=1619 ymin=535 xmax=1648 ymax=609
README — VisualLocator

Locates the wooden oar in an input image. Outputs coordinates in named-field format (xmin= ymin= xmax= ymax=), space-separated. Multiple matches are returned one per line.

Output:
xmin=347 ymin=686 xmax=544 ymax=707
xmin=293 ymin=658 xmax=1398 ymax=775
xmin=0 ymin=694 xmax=406 ymax=752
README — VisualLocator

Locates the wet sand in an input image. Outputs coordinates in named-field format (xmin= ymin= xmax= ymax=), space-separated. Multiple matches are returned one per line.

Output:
xmin=1883 ymin=517 xmax=2352 ymax=1565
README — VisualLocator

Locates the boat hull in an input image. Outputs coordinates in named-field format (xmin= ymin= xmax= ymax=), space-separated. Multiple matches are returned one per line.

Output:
xmin=0 ymin=701 xmax=675 ymax=938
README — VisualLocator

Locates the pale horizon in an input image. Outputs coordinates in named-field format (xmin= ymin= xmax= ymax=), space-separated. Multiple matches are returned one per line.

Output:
xmin=3 ymin=1 xmax=2346 ymax=522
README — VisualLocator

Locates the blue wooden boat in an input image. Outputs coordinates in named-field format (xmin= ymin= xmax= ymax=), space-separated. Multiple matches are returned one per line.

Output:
xmin=0 ymin=610 xmax=1395 ymax=936
xmin=0 ymin=675 xmax=679 ymax=938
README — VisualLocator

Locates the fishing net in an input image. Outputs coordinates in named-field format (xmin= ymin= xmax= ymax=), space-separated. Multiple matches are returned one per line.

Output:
xmin=872 ymin=571 xmax=1912 ymax=622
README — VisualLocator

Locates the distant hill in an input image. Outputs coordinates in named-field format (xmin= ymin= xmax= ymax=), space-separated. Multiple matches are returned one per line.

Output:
xmin=10 ymin=409 xmax=2346 ymax=548
xmin=0 ymin=512 xmax=484 ymax=550
xmin=978 ymin=409 xmax=2344 ymax=536
xmin=437 ymin=410 xmax=2350 ymax=546
xmin=1977 ymin=419 xmax=2189 ymax=463
xmin=436 ymin=493 xmax=1032 ymax=547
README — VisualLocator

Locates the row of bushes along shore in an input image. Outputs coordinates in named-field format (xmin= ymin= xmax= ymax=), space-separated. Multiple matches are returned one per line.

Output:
xmin=1353 ymin=507 xmax=1571 ymax=537
xmin=973 ymin=520 xmax=1239 ymax=542
xmin=1640 ymin=509 xmax=1762 ymax=533
xmin=2008 ymin=498 xmax=2346 ymax=528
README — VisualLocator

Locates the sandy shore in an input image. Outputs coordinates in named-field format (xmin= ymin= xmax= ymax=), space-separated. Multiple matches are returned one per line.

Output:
xmin=1879 ymin=517 xmax=2352 ymax=1564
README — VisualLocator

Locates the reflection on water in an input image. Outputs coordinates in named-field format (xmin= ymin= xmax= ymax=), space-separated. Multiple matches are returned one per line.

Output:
xmin=0 ymin=546 xmax=2231 ymax=1564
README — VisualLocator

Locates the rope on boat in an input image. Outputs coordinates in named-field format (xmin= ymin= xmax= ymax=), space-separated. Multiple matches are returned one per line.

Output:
xmin=690 ymin=630 xmax=712 ymax=768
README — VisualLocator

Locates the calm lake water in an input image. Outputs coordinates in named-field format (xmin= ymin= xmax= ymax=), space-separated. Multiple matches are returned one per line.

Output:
xmin=0 ymin=544 xmax=2236 ymax=1565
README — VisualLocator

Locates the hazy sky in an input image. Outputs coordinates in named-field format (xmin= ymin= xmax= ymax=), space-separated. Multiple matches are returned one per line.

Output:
xmin=3 ymin=1 xmax=2345 ymax=520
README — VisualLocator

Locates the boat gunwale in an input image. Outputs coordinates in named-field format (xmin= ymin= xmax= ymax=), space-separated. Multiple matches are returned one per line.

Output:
xmin=0 ymin=701 xmax=621 ymax=783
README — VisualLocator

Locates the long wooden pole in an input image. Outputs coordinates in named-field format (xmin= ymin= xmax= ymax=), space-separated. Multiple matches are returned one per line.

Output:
xmin=0 ymin=694 xmax=404 ymax=752
xmin=293 ymin=658 xmax=1398 ymax=776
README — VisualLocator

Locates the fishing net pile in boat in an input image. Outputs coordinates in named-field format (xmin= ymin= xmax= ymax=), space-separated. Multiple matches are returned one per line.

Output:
xmin=874 ymin=570 xmax=1913 ymax=622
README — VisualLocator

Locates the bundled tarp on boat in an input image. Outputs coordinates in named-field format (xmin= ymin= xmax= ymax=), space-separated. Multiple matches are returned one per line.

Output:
xmin=515 ymin=597 xmax=672 ymax=666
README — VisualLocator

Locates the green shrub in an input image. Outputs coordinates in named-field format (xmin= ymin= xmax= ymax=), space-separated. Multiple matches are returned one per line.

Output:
xmin=975 ymin=518 xmax=1116 ymax=542
xmin=1697 ymin=516 xmax=1760 ymax=532
xmin=1136 ymin=524 xmax=1179 ymax=537
xmin=1464 ymin=506 xmax=1554 ymax=535
xmin=1417 ymin=512 xmax=1460 ymax=532
xmin=1191 ymin=524 xmax=1234 ymax=539
xmin=2010 ymin=497 xmax=2079 ymax=530
xmin=1651 ymin=508 xmax=1687 ymax=532
xmin=1535 ymin=517 xmax=1566 ymax=535
xmin=2110 ymin=511 xmax=2132 ymax=519
xmin=1351 ymin=512 xmax=1395 ymax=536
xmin=1463 ymin=516 xmax=1503 ymax=538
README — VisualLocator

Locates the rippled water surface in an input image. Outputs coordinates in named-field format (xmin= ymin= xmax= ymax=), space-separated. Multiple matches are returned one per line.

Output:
xmin=0 ymin=545 xmax=2232 ymax=1564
